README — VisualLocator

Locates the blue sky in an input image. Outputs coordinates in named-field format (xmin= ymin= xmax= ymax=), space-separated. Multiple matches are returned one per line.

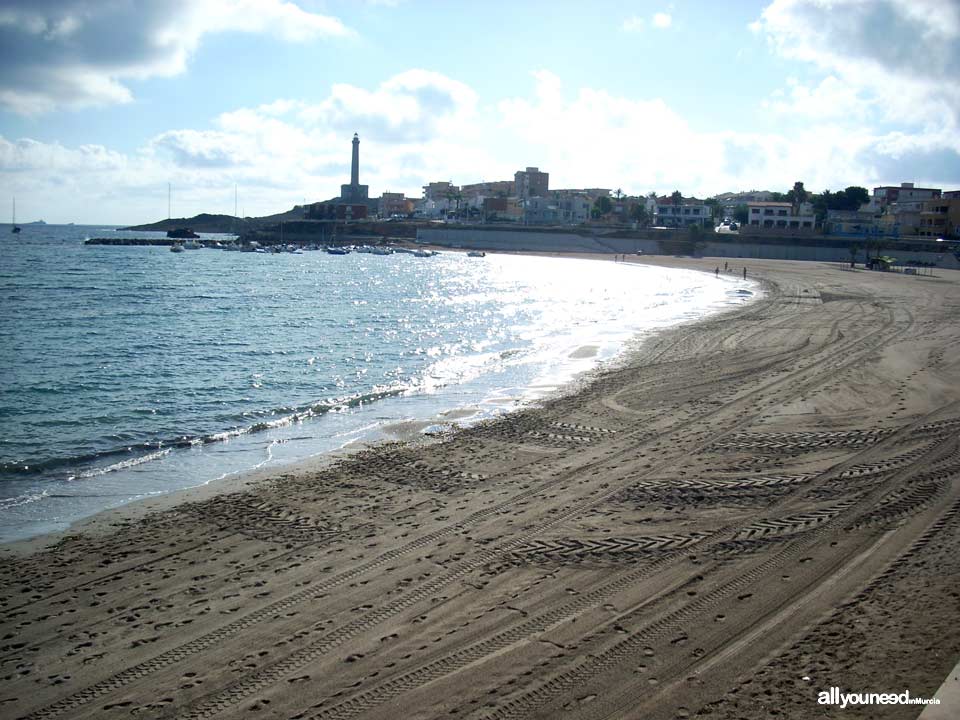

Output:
xmin=1 ymin=0 xmax=958 ymax=224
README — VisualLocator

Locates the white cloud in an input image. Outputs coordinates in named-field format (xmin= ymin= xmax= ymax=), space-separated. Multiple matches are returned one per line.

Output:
xmin=0 ymin=0 xmax=351 ymax=114
xmin=755 ymin=0 xmax=960 ymax=129
xmin=298 ymin=69 xmax=479 ymax=143
xmin=622 ymin=16 xmax=645 ymax=32
xmin=2 ymin=69 xmax=958 ymax=224
xmin=496 ymin=71 xmax=958 ymax=196
xmin=763 ymin=75 xmax=874 ymax=120
xmin=652 ymin=12 xmax=672 ymax=29
xmin=0 ymin=70 xmax=494 ymax=223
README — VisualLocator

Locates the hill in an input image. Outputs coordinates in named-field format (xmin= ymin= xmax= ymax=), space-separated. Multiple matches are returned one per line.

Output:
xmin=121 ymin=207 xmax=306 ymax=233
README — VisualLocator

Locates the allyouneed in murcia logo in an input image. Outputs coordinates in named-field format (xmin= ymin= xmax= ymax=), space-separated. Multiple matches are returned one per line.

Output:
xmin=817 ymin=687 xmax=940 ymax=708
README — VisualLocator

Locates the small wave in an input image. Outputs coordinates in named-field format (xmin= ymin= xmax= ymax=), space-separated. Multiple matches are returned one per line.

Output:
xmin=1 ymin=384 xmax=418 ymax=481
xmin=0 ymin=489 xmax=50 ymax=510
xmin=76 ymin=448 xmax=171 ymax=479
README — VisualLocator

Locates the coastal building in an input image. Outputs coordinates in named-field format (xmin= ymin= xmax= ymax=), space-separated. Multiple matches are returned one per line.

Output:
xmin=917 ymin=198 xmax=960 ymax=238
xmin=654 ymin=198 xmax=712 ymax=228
xmin=745 ymin=201 xmax=816 ymax=232
xmin=461 ymin=180 xmax=514 ymax=201
xmin=482 ymin=197 xmax=509 ymax=220
xmin=825 ymin=209 xmax=883 ymax=237
xmin=523 ymin=193 xmax=591 ymax=225
xmin=876 ymin=185 xmax=946 ymax=238
xmin=514 ymin=167 xmax=549 ymax=201
xmin=378 ymin=192 xmax=408 ymax=218
xmin=304 ymin=202 xmax=368 ymax=221
xmin=422 ymin=181 xmax=459 ymax=202
xmin=879 ymin=207 xmax=919 ymax=237
xmin=872 ymin=182 xmax=941 ymax=211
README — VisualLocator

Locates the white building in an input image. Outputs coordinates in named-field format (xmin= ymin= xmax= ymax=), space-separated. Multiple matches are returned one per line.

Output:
xmin=654 ymin=200 xmax=711 ymax=228
xmin=745 ymin=202 xmax=816 ymax=232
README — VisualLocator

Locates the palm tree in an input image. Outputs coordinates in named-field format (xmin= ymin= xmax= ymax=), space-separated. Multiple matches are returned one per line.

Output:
xmin=791 ymin=181 xmax=807 ymax=215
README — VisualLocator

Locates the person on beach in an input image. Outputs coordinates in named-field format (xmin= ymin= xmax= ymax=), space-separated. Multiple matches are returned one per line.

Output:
xmin=724 ymin=261 xmax=728 ymax=271
xmin=743 ymin=267 xmax=747 ymax=279
xmin=715 ymin=267 xmax=719 ymax=277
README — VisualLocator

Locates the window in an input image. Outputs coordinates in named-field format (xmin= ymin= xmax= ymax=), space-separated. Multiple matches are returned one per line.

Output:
xmin=802 ymin=221 xmax=812 ymax=228
xmin=751 ymin=208 xmax=760 ymax=214
xmin=764 ymin=209 xmax=774 ymax=216
xmin=778 ymin=210 xmax=788 ymax=216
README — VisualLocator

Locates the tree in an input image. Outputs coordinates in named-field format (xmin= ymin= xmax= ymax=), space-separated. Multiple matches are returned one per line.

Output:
xmin=630 ymin=203 xmax=649 ymax=226
xmin=444 ymin=188 xmax=464 ymax=218
xmin=733 ymin=204 xmax=749 ymax=224
xmin=614 ymin=188 xmax=623 ymax=200
xmin=787 ymin=181 xmax=807 ymax=213
xmin=705 ymin=198 xmax=723 ymax=225
xmin=670 ymin=190 xmax=682 ymax=206
xmin=843 ymin=186 xmax=869 ymax=209
xmin=812 ymin=186 xmax=870 ymax=220
xmin=594 ymin=195 xmax=612 ymax=215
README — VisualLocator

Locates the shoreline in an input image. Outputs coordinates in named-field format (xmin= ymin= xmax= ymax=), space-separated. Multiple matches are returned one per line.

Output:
xmin=4 ymin=256 xmax=959 ymax=720
xmin=0 ymin=252 xmax=755 ymax=555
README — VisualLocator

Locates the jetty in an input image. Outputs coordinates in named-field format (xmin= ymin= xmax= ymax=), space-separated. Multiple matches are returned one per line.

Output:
xmin=85 ymin=237 xmax=178 ymax=246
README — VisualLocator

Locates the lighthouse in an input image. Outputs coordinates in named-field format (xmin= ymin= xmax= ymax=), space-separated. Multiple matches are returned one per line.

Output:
xmin=340 ymin=132 xmax=368 ymax=204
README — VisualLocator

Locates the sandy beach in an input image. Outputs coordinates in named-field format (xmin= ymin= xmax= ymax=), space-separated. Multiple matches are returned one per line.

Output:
xmin=2 ymin=256 xmax=959 ymax=719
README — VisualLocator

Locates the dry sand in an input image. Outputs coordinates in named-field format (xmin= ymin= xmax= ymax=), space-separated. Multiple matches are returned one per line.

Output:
xmin=2 ymin=256 xmax=959 ymax=719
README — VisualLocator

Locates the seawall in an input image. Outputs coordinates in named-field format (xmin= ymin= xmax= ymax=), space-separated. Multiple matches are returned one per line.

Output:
xmin=417 ymin=227 xmax=960 ymax=270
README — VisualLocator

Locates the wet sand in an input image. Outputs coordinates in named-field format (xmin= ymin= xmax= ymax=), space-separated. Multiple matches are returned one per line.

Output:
xmin=2 ymin=257 xmax=959 ymax=719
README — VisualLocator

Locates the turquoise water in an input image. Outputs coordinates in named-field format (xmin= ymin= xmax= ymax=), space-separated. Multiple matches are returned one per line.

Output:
xmin=0 ymin=225 xmax=757 ymax=541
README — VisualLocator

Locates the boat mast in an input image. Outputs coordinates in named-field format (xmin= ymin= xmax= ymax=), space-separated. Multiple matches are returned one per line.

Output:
xmin=11 ymin=197 xmax=21 ymax=234
xmin=167 ymin=183 xmax=171 ymax=220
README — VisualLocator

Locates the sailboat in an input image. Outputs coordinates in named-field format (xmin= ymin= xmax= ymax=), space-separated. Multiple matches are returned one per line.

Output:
xmin=11 ymin=198 xmax=21 ymax=234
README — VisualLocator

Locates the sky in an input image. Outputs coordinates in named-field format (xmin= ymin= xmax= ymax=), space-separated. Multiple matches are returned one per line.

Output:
xmin=0 ymin=0 xmax=958 ymax=225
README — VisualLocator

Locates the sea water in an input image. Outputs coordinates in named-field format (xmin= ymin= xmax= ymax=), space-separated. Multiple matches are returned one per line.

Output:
xmin=0 ymin=225 xmax=757 ymax=542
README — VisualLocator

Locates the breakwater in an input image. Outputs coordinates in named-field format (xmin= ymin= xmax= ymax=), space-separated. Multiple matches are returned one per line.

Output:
xmin=85 ymin=237 xmax=179 ymax=246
